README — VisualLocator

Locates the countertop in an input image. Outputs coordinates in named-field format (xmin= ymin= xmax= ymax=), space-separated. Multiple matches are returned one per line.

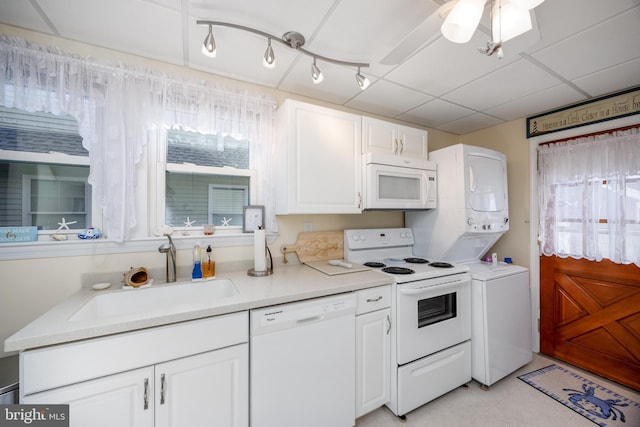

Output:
xmin=4 ymin=262 xmax=393 ymax=353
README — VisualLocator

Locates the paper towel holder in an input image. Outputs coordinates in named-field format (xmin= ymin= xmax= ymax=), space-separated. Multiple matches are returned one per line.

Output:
xmin=248 ymin=245 xmax=273 ymax=276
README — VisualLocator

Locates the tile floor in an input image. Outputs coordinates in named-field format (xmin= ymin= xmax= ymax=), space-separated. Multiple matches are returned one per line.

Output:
xmin=356 ymin=353 xmax=640 ymax=426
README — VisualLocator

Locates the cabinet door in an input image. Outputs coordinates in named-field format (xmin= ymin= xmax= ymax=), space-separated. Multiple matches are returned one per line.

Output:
xmin=362 ymin=116 xmax=397 ymax=154
xmin=155 ymin=343 xmax=248 ymax=427
xmin=355 ymin=308 xmax=391 ymax=418
xmin=278 ymin=100 xmax=362 ymax=214
xmin=23 ymin=367 xmax=154 ymax=427
xmin=397 ymin=125 xmax=427 ymax=158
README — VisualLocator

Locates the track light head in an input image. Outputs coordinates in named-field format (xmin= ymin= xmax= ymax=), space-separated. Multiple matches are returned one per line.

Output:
xmin=263 ymin=38 xmax=275 ymax=69
xmin=355 ymin=68 xmax=370 ymax=90
xmin=311 ymin=58 xmax=324 ymax=84
xmin=202 ymin=24 xmax=216 ymax=58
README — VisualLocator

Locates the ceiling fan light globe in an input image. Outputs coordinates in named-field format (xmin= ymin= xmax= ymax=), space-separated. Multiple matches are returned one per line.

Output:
xmin=492 ymin=0 xmax=532 ymax=42
xmin=441 ymin=0 xmax=486 ymax=43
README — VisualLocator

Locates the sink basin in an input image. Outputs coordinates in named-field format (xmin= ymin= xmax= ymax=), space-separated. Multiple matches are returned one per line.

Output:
xmin=69 ymin=279 xmax=239 ymax=322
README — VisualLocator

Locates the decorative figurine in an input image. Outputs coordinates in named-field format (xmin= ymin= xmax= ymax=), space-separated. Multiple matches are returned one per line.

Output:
xmin=183 ymin=217 xmax=196 ymax=236
xmin=78 ymin=227 xmax=102 ymax=239
xmin=50 ymin=217 xmax=78 ymax=241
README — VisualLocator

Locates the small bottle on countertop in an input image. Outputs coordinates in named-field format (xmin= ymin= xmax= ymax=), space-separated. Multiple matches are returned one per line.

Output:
xmin=192 ymin=244 xmax=203 ymax=280
xmin=202 ymin=244 xmax=215 ymax=278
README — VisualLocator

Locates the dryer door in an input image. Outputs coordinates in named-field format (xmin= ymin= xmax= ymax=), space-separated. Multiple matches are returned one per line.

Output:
xmin=466 ymin=153 xmax=507 ymax=213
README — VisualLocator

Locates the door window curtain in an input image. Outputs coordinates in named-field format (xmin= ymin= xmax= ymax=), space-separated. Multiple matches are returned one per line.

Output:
xmin=537 ymin=126 xmax=640 ymax=267
xmin=0 ymin=35 xmax=277 ymax=241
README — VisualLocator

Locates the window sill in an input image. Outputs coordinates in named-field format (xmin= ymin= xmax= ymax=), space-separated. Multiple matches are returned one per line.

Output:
xmin=0 ymin=232 xmax=278 ymax=261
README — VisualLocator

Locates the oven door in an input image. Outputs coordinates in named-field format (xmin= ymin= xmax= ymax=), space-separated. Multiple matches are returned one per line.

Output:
xmin=396 ymin=274 xmax=471 ymax=365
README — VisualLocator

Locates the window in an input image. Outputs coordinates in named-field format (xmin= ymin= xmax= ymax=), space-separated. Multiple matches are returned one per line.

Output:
xmin=162 ymin=129 xmax=254 ymax=231
xmin=0 ymin=107 xmax=91 ymax=233
xmin=538 ymin=127 xmax=640 ymax=266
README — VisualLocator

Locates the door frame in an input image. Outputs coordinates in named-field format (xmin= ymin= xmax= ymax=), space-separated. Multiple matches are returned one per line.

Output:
xmin=528 ymin=114 xmax=640 ymax=353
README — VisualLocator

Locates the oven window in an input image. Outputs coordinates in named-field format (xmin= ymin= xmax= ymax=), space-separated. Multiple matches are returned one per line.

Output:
xmin=417 ymin=292 xmax=457 ymax=328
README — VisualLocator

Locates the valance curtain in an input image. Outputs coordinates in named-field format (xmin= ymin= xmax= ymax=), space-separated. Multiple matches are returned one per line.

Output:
xmin=0 ymin=35 xmax=277 ymax=241
xmin=537 ymin=126 xmax=640 ymax=267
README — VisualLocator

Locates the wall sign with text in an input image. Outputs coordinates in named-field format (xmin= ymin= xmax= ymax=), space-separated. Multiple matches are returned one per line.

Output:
xmin=527 ymin=86 xmax=640 ymax=138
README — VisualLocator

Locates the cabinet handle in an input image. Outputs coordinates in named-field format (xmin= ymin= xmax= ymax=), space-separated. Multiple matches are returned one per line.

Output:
xmin=386 ymin=314 xmax=391 ymax=335
xmin=143 ymin=378 xmax=149 ymax=410
xmin=357 ymin=192 xmax=362 ymax=210
xmin=160 ymin=374 xmax=166 ymax=405
xmin=399 ymin=139 xmax=404 ymax=154
xmin=366 ymin=296 xmax=383 ymax=302
xmin=393 ymin=139 xmax=398 ymax=153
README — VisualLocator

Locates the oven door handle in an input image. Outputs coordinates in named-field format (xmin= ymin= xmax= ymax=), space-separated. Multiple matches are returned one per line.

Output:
xmin=398 ymin=280 xmax=466 ymax=295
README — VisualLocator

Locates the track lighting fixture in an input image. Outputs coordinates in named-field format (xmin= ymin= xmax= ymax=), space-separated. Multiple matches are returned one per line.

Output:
xmin=263 ymin=38 xmax=275 ymax=69
xmin=201 ymin=24 xmax=216 ymax=58
xmin=197 ymin=21 xmax=370 ymax=89
xmin=311 ymin=58 xmax=324 ymax=84
xmin=355 ymin=67 xmax=370 ymax=90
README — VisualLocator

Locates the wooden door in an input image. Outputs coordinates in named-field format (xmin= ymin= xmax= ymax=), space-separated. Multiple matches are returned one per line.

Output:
xmin=540 ymin=255 xmax=640 ymax=390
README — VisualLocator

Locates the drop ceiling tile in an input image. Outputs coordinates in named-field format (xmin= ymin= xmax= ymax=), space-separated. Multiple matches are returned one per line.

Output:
xmin=485 ymin=84 xmax=586 ymax=121
xmin=38 ymin=0 xmax=184 ymax=66
xmin=437 ymin=113 xmax=504 ymax=135
xmin=572 ymin=58 xmax=640 ymax=98
xmin=0 ymin=1 xmax=53 ymax=34
xmin=397 ymin=98 xmax=475 ymax=128
xmin=443 ymin=59 xmax=563 ymax=111
xmin=531 ymin=6 xmax=640 ymax=81
xmin=310 ymin=0 xmax=441 ymax=77
xmin=385 ymin=30 xmax=517 ymax=97
xmin=345 ymin=80 xmax=432 ymax=118
xmin=526 ymin=0 xmax=640 ymax=53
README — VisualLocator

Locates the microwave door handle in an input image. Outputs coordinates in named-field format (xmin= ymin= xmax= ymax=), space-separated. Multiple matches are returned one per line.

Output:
xmin=398 ymin=280 xmax=467 ymax=295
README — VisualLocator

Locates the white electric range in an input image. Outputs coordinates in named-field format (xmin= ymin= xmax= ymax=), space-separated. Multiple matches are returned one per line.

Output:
xmin=344 ymin=228 xmax=472 ymax=419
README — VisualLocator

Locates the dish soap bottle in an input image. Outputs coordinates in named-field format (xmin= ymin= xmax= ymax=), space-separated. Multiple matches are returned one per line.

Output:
xmin=202 ymin=244 xmax=215 ymax=278
xmin=192 ymin=244 xmax=203 ymax=280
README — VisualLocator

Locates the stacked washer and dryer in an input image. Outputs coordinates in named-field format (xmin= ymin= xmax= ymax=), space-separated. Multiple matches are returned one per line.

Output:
xmin=406 ymin=144 xmax=533 ymax=389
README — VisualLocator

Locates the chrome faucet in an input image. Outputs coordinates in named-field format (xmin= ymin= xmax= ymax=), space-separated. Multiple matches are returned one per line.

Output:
xmin=158 ymin=233 xmax=177 ymax=283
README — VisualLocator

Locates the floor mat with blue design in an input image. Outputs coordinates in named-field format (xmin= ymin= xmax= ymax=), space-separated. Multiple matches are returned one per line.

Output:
xmin=518 ymin=364 xmax=640 ymax=427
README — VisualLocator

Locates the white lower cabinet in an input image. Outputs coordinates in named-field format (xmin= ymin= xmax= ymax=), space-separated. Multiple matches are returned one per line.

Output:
xmin=355 ymin=286 xmax=391 ymax=418
xmin=23 ymin=366 xmax=154 ymax=427
xmin=156 ymin=345 xmax=248 ymax=427
xmin=21 ymin=312 xmax=248 ymax=427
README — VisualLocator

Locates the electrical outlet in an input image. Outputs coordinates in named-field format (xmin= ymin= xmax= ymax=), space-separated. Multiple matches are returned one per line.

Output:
xmin=303 ymin=222 xmax=313 ymax=232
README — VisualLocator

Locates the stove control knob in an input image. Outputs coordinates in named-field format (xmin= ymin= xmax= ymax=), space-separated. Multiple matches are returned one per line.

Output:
xmin=358 ymin=233 xmax=367 ymax=241
xmin=351 ymin=234 xmax=359 ymax=241
xmin=467 ymin=218 xmax=475 ymax=226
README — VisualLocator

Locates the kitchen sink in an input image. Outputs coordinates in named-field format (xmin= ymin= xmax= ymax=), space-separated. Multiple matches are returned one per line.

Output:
xmin=69 ymin=279 xmax=239 ymax=322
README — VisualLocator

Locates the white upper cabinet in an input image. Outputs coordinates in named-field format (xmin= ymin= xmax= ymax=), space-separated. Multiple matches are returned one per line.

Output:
xmin=277 ymin=99 xmax=362 ymax=214
xmin=362 ymin=116 xmax=427 ymax=159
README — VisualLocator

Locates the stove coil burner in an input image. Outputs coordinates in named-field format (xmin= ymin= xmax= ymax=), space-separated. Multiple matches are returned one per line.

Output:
xmin=382 ymin=266 xmax=415 ymax=275
xmin=429 ymin=262 xmax=454 ymax=268
xmin=404 ymin=257 xmax=429 ymax=264
xmin=364 ymin=262 xmax=386 ymax=268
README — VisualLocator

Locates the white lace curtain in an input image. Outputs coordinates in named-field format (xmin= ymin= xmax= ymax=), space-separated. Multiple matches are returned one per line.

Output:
xmin=537 ymin=126 xmax=640 ymax=267
xmin=0 ymin=35 xmax=277 ymax=241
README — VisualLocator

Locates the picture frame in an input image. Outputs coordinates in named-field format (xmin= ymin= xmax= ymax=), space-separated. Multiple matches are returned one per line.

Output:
xmin=243 ymin=205 xmax=265 ymax=233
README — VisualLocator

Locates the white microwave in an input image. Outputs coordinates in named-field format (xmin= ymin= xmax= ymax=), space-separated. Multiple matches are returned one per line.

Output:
xmin=362 ymin=152 xmax=437 ymax=210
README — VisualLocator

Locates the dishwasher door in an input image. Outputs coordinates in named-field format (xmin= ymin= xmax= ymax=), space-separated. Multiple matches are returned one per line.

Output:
xmin=250 ymin=293 xmax=357 ymax=427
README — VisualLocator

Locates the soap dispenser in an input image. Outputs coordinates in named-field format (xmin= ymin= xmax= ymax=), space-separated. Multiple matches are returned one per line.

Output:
xmin=192 ymin=244 xmax=203 ymax=280
xmin=203 ymin=244 xmax=215 ymax=278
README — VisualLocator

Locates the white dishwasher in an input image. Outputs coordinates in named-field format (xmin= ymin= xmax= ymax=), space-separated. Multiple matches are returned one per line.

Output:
xmin=250 ymin=293 xmax=357 ymax=427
